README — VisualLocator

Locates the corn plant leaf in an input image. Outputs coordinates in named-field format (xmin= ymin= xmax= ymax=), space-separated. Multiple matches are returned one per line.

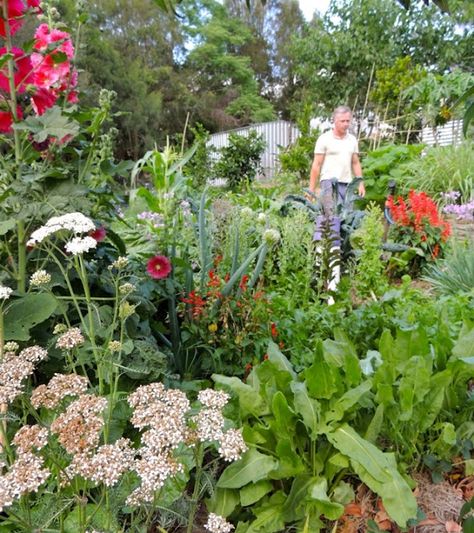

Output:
xmin=217 ymin=448 xmax=278 ymax=489
xmin=240 ymin=480 xmax=273 ymax=507
xmin=327 ymin=424 xmax=417 ymax=527
xmin=291 ymin=382 xmax=322 ymax=438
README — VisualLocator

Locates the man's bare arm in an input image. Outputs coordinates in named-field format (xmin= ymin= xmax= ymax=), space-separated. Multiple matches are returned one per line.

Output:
xmin=309 ymin=153 xmax=325 ymax=193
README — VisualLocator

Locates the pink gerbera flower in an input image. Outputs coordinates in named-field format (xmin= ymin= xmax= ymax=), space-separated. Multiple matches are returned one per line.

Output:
xmin=146 ymin=255 xmax=172 ymax=279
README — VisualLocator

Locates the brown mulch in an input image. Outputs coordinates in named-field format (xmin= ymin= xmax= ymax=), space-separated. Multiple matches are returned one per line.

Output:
xmin=335 ymin=471 xmax=473 ymax=533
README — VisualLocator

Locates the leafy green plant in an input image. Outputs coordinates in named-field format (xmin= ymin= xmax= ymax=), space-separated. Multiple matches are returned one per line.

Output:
xmin=351 ymin=203 xmax=388 ymax=299
xmin=213 ymin=130 xmax=266 ymax=190
xmin=212 ymin=341 xmax=417 ymax=532
xmin=422 ymin=239 xmax=474 ymax=295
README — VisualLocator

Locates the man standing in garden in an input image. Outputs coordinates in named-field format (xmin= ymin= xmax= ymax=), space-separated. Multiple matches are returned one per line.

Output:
xmin=308 ymin=105 xmax=365 ymax=301
xmin=309 ymin=105 xmax=365 ymax=208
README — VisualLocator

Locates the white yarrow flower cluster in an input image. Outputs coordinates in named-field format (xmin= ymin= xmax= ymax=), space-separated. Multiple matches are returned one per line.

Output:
xmin=64 ymin=236 xmax=97 ymax=255
xmin=0 ymin=285 xmax=13 ymax=300
xmin=198 ymin=389 xmax=230 ymax=410
xmin=204 ymin=513 xmax=234 ymax=533
xmin=218 ymin=429 xmax=248 ymax=462
xmin=56 ymin=327 xmax=85 ymax=350
xmin=30 ymin=270 xmax=51 ymax=287
xmin=27 ymin=212 xmax=96 ymax=246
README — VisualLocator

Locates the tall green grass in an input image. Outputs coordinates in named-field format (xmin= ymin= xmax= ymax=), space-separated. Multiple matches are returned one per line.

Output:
xmin=401 ymin=141 xmax=474 ymax=201
xmin=422 ymin=239 xmax=474 ymax=295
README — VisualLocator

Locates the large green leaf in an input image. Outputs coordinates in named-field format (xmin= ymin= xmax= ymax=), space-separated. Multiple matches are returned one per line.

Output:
xmin=271 ymin=438 xmax=306 ymax=479
xmin=417 ymin=370 xmax=452 ymax=431
xmin=207 ymin=488 xmax=240 ymax=517
xmin=398 ymin=356 xmax=431 ymax=421
xmin=246 ymin=491 xmax=286 ymax=533
xmin=240 ymin=480 xmax=273 ymax=507
xmin=4 ymin=293 xmax=58 ymax=341
xmin=217 ymin=448 xmax=278 ymax=489
xmin=304 ymin=359 xmax=339 ymax=399
xmin=13 ymin=106 xmax=79 ymax=143
xmin=452 ymin=325 xmax=474 ymax=359
xmin=271 ymin=391 xmax=295 ymax=438
xmin=267 ymin=340 xmax=296 ymax=378
xmin=291 ymin=381 xmax=321 ymax=438
xmin=327 ymin=424 xmax=417 ymax=527
xmin=212 ymin=374 xmax=268 ymax=417
xmin=324 ymin=380 xmax=372 ymax=425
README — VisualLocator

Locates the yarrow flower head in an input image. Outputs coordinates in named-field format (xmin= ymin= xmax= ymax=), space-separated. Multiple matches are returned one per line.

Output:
xmin=27 ymin=213 xmax=95 ymax=246
xmin=198 ymin=389 xmax=230 ymax=410
xmin=0 ymin=285 xmax=13 ymax=300
xmin=56 ymin=327 xmax=85 ymax=350
xmin=64 ymin=236 xmax=97 ymax=255
xmin=218 ymin=429 xmax=248 ymax=462
xmin=30 ymin=269 xmax=51 ymax=287
xmin=108 ymin=340 xmax=122 ymax=353
xmin=110 ymin=256 xmax=129 ymax=270
xmin=31 ymin=373 xmax=89 ymax=409
xmin=119 ymin=282 xmax=135 ymax=295
xmin=146 ymin=255 xmax=172 ymax=279
xmin=204 ymin=513 xmax=234 ymax=533
xmin=3 ymin=342 xmax=19 ymax=353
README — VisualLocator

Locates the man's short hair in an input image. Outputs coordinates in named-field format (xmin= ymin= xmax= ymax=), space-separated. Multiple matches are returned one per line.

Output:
xmin=332 ymin=105 xmax=352 ymax=120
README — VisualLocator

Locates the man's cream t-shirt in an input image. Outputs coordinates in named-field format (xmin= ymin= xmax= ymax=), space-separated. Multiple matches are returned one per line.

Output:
xmin=314 ymin=131 xmax=359 ymax=184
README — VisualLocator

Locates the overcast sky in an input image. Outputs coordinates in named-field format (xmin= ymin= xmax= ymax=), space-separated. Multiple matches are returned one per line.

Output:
xmin=298 ymin=0 xmax=330 ymax=20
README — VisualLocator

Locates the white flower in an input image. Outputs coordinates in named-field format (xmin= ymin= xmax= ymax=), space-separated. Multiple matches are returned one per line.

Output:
xmin=0 ymin=285 xmax=13 ymax=300
xmin=28 ymin=213 xmax=95 ymax=245
xmin=204 ymin=513 xmax=234 ymax=533
xmin=30 ymin=270 xmax=51 ymax=287
xmin=257 ymin=213 xmax=267 ymax=224
xmin=64 ymin=236 xmax=97 ymax=255
xmin=263 ymin=229 xmax=281 ymax=245
xmin=240 ymin=207 xmax=253 ymax=217
xmin=218 ymin=429 xmax=248 ymax=462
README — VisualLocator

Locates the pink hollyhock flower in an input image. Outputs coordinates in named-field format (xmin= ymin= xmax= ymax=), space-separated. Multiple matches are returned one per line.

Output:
xmin=33 ymin=24 xmax=74 ymax=59
xmin=31 ymin=87 xmax=57 ymax=115
xmin=146 ymin=255 xmax=172 ymax=279
xmin=89 ymin=227 xmax=106 ymax=242
xmin=0 ymin=47 xmax=33 ymax=94
xmin=30 ymin=52 xmax=71 ymax=88
xmin=26 ymin=0 xmax=41 ymax=13
xmin=0 ymin=0 xmax=26 ymax=38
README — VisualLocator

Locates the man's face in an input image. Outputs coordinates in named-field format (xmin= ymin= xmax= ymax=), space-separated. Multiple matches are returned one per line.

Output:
xmin=333 ymin=112 xmax=352 ymax=136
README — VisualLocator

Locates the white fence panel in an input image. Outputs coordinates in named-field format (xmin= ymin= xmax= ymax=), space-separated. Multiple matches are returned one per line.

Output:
xmin=421 ymin=120 xmax=463 ymax=147
xmin=207 ymin=120 xmax=300 ymax=179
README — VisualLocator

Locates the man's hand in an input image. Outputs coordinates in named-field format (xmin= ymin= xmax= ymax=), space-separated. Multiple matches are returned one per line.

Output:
xmin=305 ymin=188 xmax=319 ymax=201
xmin=358 ymin=181 xmax=366 ymax=197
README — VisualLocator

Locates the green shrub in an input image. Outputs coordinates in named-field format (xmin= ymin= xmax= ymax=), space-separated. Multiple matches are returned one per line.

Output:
xmin=213 ymin=130 xmax=266 ymax=190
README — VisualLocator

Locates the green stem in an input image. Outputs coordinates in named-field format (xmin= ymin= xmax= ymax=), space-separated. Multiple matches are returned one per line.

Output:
xmin=187 ymin=444 xmax=204 ymax=533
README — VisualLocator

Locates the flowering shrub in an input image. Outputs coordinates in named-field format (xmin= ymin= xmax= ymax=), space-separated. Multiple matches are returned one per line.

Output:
xmin=386 ymin=189 xmax=451 ymax=274
xmin=180 ymin=263 xmax=277 ymax=376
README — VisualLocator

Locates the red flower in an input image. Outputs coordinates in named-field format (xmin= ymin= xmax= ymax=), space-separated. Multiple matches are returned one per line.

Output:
xmin=0 ymin=0 xmax=26 ymax=38
xmin=207 ymin=269 xmax=221 ymax=287
xmin=89 ymin=227 xmax=106 ymax=242
xmin=146 ymin=255 xmax=172 ymax=279
xmin=0 ymin=47 xmax=34 ymax=94
xmin=0 ymin=104 xmax=22 ymax=133
xmin=181 ymin=290 xmax=206 ymax=319
xmin=30 ymin=87 xmax=57 ymax=115
xmin=239 ymin=274 xmax=249 ymax=291
xmin=271 ymin=322 xmax=278 ymax=339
